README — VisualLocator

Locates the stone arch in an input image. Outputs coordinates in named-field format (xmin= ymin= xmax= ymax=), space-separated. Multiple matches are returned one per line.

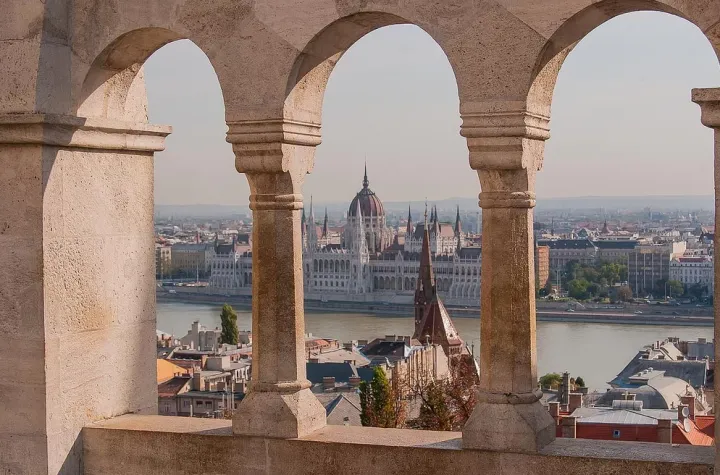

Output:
xmin=390 ymin=277 xmax=396 ymax=290
xmin=374 ymin=276 xmax=379 ymax=290
xmin=77 ymin=28 xmax=230 ymax=123
xmin=284 ymin=12 xmax=459 ymax=129
xmin=528 ymin=3 xmax=720 ymax=118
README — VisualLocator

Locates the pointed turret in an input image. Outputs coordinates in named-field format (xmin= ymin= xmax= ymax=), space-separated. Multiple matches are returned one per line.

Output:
xmin=412 ymin=221 xmax=463 ymax=356
xmin=454 ymin=205 xmax=462 ymax=236
xmin=406 ymin=205 xmax=413 ymax=235
xmin=363 ymin=162 xmax=369 ymax=189
xmin=322 ymin=208 xmax=329 ymax=238
xmin=307 ymin=196 xmax=317 ymax=249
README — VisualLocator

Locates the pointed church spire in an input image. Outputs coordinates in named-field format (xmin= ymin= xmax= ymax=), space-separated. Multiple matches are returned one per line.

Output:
xmin=454 ymin=205 xmax=462 ymax=236
xmin=417 ymin=219 xmax=435 ymax=296
xmin=406 ymin=204 xmax=413 ymax=235
xmin=362 ymin=162 xmax=369 ymax=189
xmin=322 ymin=208 xmax=329 ymax=237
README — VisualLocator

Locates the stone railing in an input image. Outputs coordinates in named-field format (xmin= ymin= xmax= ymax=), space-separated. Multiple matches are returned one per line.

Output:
xmin=83 ymin=415 xmax=713 ymax=474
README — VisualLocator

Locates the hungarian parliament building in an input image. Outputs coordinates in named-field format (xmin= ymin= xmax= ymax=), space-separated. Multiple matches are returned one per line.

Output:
xmin=207 ymin=168 xmax=481 ymax=305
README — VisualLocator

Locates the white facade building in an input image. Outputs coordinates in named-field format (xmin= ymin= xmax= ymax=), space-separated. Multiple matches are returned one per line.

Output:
xmin=208 ymin=168 xmax=482 ymax=305
xmin=670 ymin=256 xmax=714 ymax=294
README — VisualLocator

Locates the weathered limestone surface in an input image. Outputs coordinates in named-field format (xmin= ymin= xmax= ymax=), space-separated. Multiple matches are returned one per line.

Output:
xmin=0 ymin=114 xmax=168 ymax=474
xmin=230 ymin=120 xmax=327 ymax=438
xmin=83 ymin=416 xmax=714 ymax=475
xmin=692 ymin=87 xmax=720 ymax=475
xmin=462 ymin=107 xmax=555 ymax=452
xmin=3 ymin=0 xmax=720 ymax=473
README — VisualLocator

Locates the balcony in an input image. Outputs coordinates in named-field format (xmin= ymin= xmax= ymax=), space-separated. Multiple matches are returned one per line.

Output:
xmin=2 ymin=0 xmax=720 ymax=474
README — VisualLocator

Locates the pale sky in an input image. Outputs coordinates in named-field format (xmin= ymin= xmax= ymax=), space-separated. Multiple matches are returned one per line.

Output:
xmin=146 ymin=12 xmax=720 ymax=206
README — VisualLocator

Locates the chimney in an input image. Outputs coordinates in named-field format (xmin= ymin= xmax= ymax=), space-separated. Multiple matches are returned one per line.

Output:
xmin=549 ymin=401 xmax=560 ymax=419
xmin=657 ymin=419 xmax=673 ymax=443
xmin=561 ymin=417 xmax=576 ymax=439
xmin=192 ymin=371 xmax=205 ymax=391
xmin=681 ymin=395 xmax=695 ymax=420
xmin=568 ymin=393 xmax=583 ymax=413
xmin=322 ymin=376 xmax=336 ymax=391
xmin=349 ymin=376 xmax=362 ymax=389
xmin=561 ymin=372 xmax=570 ymax=405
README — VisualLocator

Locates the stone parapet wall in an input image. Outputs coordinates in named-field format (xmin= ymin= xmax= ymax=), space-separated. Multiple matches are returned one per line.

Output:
xmin=83 ymin=415 xmax=713 ymax=475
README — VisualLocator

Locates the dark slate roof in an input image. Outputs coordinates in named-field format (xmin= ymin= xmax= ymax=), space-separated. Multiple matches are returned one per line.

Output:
xmin=596 ymin=387 xmax=672 ymax=409
xmin=593 ymin=240 xmax=638 ymax=250
xmin=610 ymin=352 xmax=708 ymax=389
xmin=361 ymin=340 xmax=407 ymax=357
xmin=538 ymin=239 xmax=596 ymax=250
xmin=215 ymin=243 xmax=235 ymax=255
xmin=306 ymin=362 xmax=358 ymax=384
xmin=458 ymin=247 xmax=482 ymax=259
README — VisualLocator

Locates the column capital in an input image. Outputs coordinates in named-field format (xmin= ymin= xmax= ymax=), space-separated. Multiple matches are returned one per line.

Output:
xmin=462 ymin=109 xmax=549 ymax=172
xmin=0 ymin=113 xmax=170 ymax=152
xmin=692 ymin=88 xmax=720 ymax=128
xmin=229 ymin=118 xmax=321 ymax=211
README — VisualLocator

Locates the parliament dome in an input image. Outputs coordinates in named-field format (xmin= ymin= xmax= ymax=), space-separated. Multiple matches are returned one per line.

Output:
xmin=348 ymin=166 xmax=385 ymax=218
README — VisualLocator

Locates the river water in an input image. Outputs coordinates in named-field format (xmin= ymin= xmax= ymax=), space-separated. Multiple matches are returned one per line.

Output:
xmin=157 ymin=301 xmax=713 ymax=392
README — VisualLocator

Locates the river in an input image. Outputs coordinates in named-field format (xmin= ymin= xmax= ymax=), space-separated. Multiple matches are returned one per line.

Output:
xmin=157 ymin=301 xmax=714 ymax=392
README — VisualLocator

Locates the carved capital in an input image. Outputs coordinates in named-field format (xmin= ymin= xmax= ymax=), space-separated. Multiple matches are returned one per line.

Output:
xmin=461 ymin=108 xmax=549 ymax=173
xmin=692 ymin=88 xmax=720 ymax=128
xmin=229 ymin=119 xmax=321 ymax=211
xmin=0 ymin=113 xmax=170 ymax=152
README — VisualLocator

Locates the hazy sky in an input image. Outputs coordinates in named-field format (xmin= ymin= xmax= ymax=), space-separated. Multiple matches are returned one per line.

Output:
xmin=145 ymin=12 xmax=720 ymax=206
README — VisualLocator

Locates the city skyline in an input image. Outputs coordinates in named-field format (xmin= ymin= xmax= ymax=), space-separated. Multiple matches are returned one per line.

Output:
xmin=146 ymin=12 xmax=720 ymax=206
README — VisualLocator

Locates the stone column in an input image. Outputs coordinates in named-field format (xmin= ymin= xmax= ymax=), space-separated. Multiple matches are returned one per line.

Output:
xmin=0 ymin=113 xmax=168 ymax=474
xmin=461 ymin=104 xmax=555 ymax=452
xmin=229 ymin=119 xmax=326 ymax=438
xmin=691 ymin=88 xmax=720 ymax=473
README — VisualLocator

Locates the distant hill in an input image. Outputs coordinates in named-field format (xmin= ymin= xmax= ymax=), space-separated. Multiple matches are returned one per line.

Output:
xmin=155 ymin=195 xmax=714 ymax=219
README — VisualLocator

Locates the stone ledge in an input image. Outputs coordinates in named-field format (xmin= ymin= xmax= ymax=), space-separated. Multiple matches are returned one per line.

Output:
xmin=0 ymin=113 xmax=171 ymax=152
xmin=83 ymin=415 xmax=713 ymax=474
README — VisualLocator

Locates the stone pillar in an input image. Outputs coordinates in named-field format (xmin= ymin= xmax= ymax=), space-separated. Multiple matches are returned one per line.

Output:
xmin=691 ymin=88 xmax=720 ymax=473
xmin=229 ymin=119 xmax=326 ymax=438
xmin=0 ymin=114 xmax=168 ymax=474
xmin=461 ymin=105 xmax=555 ymax=452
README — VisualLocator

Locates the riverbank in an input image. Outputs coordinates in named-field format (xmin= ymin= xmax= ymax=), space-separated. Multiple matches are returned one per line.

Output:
xmin=156 ymin=290 xmax=713 ymax=327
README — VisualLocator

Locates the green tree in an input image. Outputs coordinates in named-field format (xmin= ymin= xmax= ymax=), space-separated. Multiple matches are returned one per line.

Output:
xmin=220 ymin=304 xmax=239 ymax=345
xmin=575 ymin=377 xmax=586 ymax=388
xmin=539 ymin=373 xmax=563 ymax=390
xmin=359 ymin=367 xmax=405 ymax=428
xmin=688 ymin=282 xmax=707 ymax=301
xmin=616 ymin=285 xmax=633 ymax=302
xmin=667 ymin=280 xmax=684 ymax=298
xmin=567 ymin=279 xmax=590 ymax=300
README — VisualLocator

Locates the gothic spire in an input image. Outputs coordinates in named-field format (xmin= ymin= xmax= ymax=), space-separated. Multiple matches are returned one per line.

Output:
xmin=362 ymin=162 xmax=369 ymax=189
xmin=309 ymin=196 xmax=315 ymax=222
xmin=454 ymin=205 xmax=462 ymax=236
xmin=417 ymin=219 xmax=435 ymax=295
xmin=406 ymin=205 xmax=413 ymax=235
xmin=322 ymin=208 xmax=329 ymax=238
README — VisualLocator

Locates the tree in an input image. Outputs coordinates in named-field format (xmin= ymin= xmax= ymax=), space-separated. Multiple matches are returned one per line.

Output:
xmin=616 ymin=285 xmax=633 ymax=302
xmin=567 ymin=279 xmax=590 ymax=300
xmin=411 ymin=356 xmax=479 ymax=431
xmin=359 ymin=367 xmax=405 ymax=428
xmin=575 ymin=377 xmax=586 ymax=388
xmin=667 ymin=280 xmax=684 ymax=298
xmin=539 ymin=373 xmax=563 ymax=390
xmin=220 ymin=304 xmax=239 ymax=345
xmin=687 ymin=282 xmax=707 ymax=301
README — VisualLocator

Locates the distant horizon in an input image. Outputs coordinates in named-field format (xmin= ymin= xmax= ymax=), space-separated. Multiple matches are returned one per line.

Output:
xmin=155 ymin=193 xmax=714 ymax=207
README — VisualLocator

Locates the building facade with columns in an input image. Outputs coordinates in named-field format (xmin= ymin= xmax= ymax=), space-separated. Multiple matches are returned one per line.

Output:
xmin=209 ymin=169 xmax=481 ymax=305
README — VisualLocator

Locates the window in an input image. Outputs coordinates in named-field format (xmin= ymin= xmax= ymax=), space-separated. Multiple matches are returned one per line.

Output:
xmin=613 ymin=430 xmax=621 ymax=439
